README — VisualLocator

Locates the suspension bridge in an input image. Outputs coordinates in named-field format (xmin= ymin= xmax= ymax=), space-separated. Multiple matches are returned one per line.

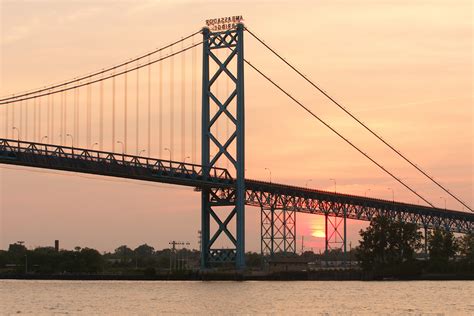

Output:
xmin=1 ymin=20 xmax=473 ymax=269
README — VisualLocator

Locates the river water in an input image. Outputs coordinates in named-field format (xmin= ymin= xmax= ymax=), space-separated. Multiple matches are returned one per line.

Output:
xmin=1 ymin=280 xmax=473 ymax=315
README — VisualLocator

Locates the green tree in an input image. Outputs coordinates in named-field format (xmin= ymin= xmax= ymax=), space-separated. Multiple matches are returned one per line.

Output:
xmin=356 ymin=216 xmax=422 ymax=271
xmin=458 ymin=232 xmax=474 ymax=263
xmin=134 ymin=244 xmax=154 ymax=258
xmin=8 ymin=243 xmax=27 ymax=256
xmin=114 ymin=245 xmax=134 ymax=264
xmin=428 ymin=229 xmax=458 ymax=264
xmin=78 ymin=248 xmax=103 ymax=273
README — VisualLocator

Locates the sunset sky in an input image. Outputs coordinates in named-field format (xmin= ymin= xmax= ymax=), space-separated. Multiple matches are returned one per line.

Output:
xmin=0 ymin=0 xmax=472 ymax=253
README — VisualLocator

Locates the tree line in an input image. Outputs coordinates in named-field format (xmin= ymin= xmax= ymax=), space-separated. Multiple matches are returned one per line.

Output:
xmin=356 ymin=216 xmax=474 ymax=277
xmin=1 ymin=217 xmax=472 ymax=277
xmin=0 ymin=243 xmax=266 ymax=276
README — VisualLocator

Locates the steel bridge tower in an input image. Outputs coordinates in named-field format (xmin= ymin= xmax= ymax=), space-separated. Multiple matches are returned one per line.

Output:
xmin=201 ymin=23 xmax=246 ymax=269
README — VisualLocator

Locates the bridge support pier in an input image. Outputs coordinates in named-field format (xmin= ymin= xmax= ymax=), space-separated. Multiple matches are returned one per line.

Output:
xmin=324 ymin=210 xmax=347 ymax=266
xmin=261 ymin=207 xmax=296 ymax=257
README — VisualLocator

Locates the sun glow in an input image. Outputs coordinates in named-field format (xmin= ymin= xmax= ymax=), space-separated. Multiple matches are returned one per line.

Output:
xmin=311 ymin=230 xmax=325 ymax=238
xmin=309 ymin=216 xmax=326 ymax=238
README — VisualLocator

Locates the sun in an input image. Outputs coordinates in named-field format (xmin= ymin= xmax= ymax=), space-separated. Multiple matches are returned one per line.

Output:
xmin=311 ymin=230 xmax=325 ymax=238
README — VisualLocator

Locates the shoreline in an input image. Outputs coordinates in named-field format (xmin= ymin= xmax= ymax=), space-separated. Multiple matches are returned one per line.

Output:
xmin=2 ymin=272 xmax=473 ymax=281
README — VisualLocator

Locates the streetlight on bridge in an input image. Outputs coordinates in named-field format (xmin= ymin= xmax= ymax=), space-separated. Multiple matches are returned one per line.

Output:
xmin=164 ymin=147 xmax=172 ymax=161
xmin=66 ymin=134 xmax=74 ymax=148
xmin=305 ymin=179 xmax=312 ymax=188
xmin=12 ymin=126 xmax=20 ymax=142
xmin=264 ymin=167 xmax=272 ymax=183
xmin=364 ymin=189 xmax=371 ymax=197
xmin=116 ymin=141 xmax=125 ymax=161
xmin=329 ymin=178 xmax=336 ymax=194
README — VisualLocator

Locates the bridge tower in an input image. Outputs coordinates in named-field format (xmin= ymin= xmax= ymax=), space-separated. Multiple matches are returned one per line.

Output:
xmin=201 ymin=23 xmax=246 ymax=269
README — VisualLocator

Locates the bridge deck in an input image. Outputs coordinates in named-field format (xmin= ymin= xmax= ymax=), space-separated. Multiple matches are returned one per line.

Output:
xmin=1 ymin=139 xmax=472 ymax=233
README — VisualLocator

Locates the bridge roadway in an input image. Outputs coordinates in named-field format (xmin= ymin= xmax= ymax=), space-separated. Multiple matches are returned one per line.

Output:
xmin=1 ymin=138 xmax=472 ymax=233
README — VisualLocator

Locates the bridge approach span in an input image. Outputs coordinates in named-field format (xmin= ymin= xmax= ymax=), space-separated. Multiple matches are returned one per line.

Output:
xmin=1 ymin=138 xmax=472 ymax=234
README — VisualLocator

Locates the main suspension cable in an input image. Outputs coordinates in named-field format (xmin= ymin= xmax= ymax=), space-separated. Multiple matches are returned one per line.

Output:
xmin=0 ymin=41 xmax=204 ymax=106
xmin=244 ymin=57 xmax=436 ymax=208
xmin=0 ymin=30 xmax=202 ymax=102
xmin=245 ymin=27 xmax=472 ymax=212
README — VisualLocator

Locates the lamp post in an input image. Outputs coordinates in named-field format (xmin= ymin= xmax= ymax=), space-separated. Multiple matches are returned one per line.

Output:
xmin=364 ymin=189 xmax=371 ymax=197
xmin=329 ymin=178 xmax=336 ymax=194
xmin=12 ymin=126 xmax=20 ymax=141
xmin=91 ymin=142 xmax=99 ymax=150
xmin=40 ymin=135 xmax=49 ymax=153
xmin=305 ymin=179 xmax=312 ymax=188
xmin=117 ymin=141 xmax=125 ymax=161
xmin=184 ymin=156 xmax=191 ymax=163
xmin=67 ymin=134 xmax=75 ymax=156
xmin=439 ymin=197 xmax=446 ymax=210
xmin=164 ymin=147 xmax=172 ymax=161
xmin=12 ymin=127 xmax=20 ymax=150
xmin=264 ymin=167 xmax=272 ymax=183
xmin=138 ymin=149 xmax=146 ymax=156
xmin=387 ymin=187 xmax=394 ymax=202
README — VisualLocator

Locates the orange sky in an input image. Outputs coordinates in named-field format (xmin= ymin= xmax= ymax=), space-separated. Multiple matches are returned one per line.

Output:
xmin=0 ymin=0 xmax=472 ymax=252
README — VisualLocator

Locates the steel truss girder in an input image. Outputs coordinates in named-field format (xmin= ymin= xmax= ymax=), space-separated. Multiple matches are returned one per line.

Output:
xmin=244 ymin=183 xmax=473 ymax=234
xmin=201 ymin=24 xmax=246 ymax=269
xmin=0 ymin=139 xmax=233 ymax=188
xmin=2 ymin=138 xmax=472 ymax=235
xmin=261 ymin=207 xmax=296 ymax=256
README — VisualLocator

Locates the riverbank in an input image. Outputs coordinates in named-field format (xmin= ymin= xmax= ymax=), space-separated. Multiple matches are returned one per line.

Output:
xmin=2 ymin=271 xmax=473 ymax=281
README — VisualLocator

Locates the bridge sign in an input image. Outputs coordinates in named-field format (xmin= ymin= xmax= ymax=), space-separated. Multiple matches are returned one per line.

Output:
xmin=205 ymin=15 xmax=243 ymax=31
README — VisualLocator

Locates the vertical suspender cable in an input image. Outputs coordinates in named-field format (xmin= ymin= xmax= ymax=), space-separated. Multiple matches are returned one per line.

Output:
xmin=170 ymin=45 xmax=174 ymax=160
xmin=11 ymin=102 xmax=15 ymax=138
xmin=136 ymin=60 xmax=140 ymax=155
xmin=191 ymin=38 xmax=197 ymax=164
xmin=73 ymin=88 xmax=77 ymax=146
xmin=19 ymin=100 xmax=23 ymax=139
xmin=50 ymin=95 xmax=53 ymax=143
xmin=100 ymin=76 xmax=104 ymax=150
xmin=47 ymin=93 xmax=51 ymax=140
xmin=12 ymin=102 xmax=15 ymax=138
xmin=124 ymin=65 xmax=128 ymax=153
xmin=159 ymin=51 xmax=163 ymax=158
xmin=112 ymin=72 xmax=116 ymax=151
xmin=25 ymin=100 xmax=29 ymax=140
xmin=86 ymin=83 xmax=91 ymax=147
xmin=72 ymin=88 xmax=75 ymax=145
xmin=75 ymin=87 xmax=79 ymax=147
xmin=147 ymin=56 xmax=151 ymax=156
xmin=64 ymin=90 xmax=68 ymax=141
xmin=33 ymin=97 xmax=37 ymax=141
xmin=61 ymin=91 xmax=65 ymax=145
xmin=4 ymin=102 xmax=8 ymax=137
xmin=38 ymin=98 xmax=43 ymax=141
xmin=181 ymin=39 xmax=186 ymax=161
xmin=38 ymin=97 xmax=42 ymax=140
